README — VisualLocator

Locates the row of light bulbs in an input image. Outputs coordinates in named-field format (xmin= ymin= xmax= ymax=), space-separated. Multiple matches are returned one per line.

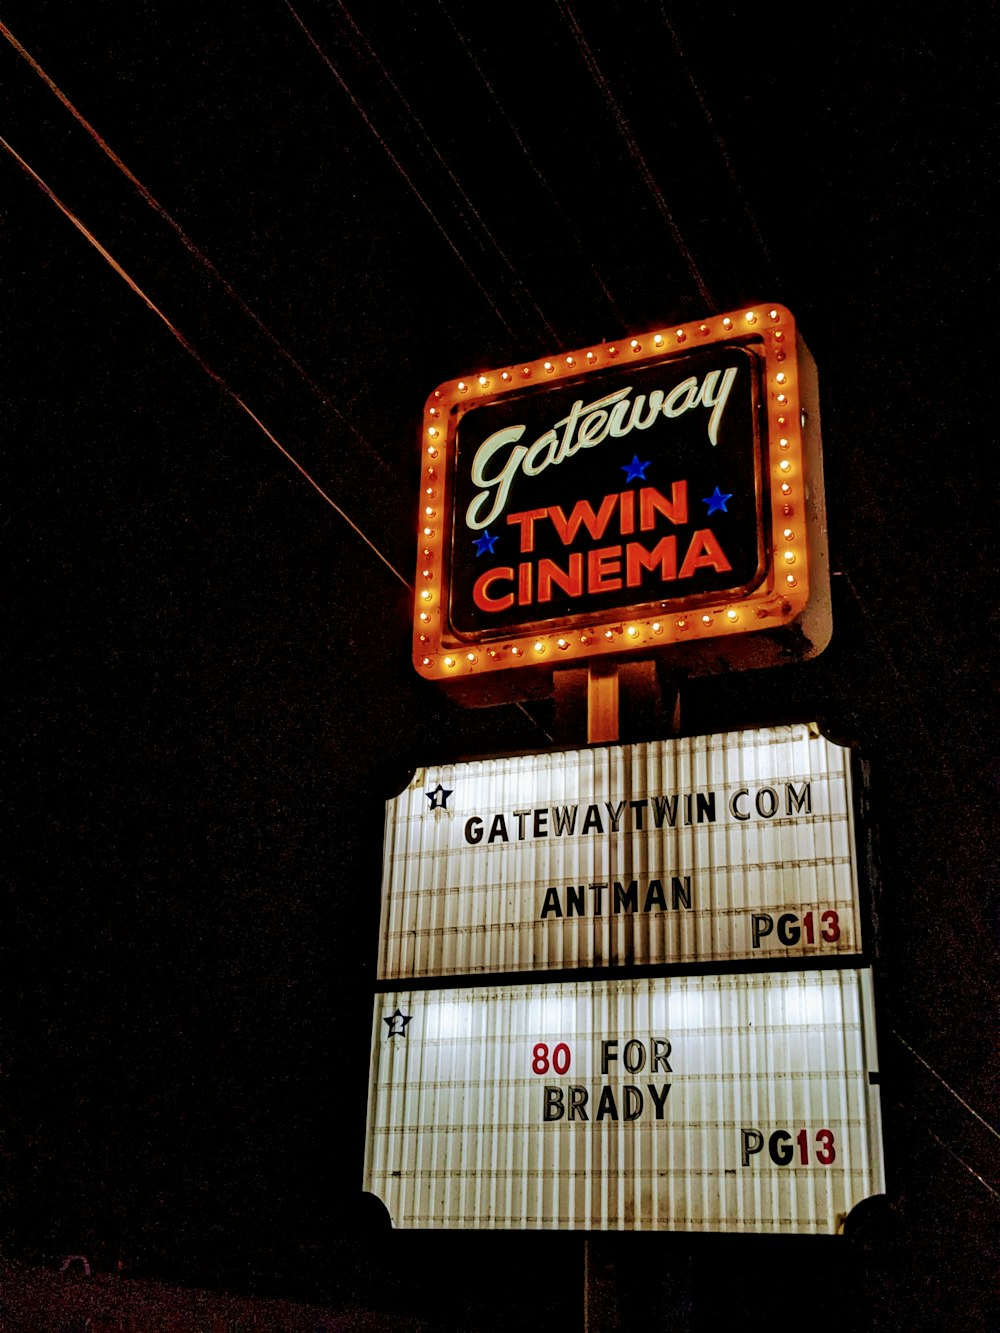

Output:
xmin=440 ymin=308 xmax=787 ymax=397
xmin=415 ymin=307 xmax=804 ymax=673
xmin=417 ymin=596 xmax=799 ymax=670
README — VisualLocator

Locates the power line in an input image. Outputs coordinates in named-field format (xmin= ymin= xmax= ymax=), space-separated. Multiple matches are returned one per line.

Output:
xmin=892 ymin=1099 xmax=999 ymax=1204
xmin=332 ymin=0 xmax=559 ymax=345
xmin=555 ymin=0 xmax=714 ymax=309
xmin=435 ymin=0 xmax=627 ymax=332
xmin=892 ymin=1029 xmax=999 ymax=1143
xmin=285 ymin=1 xmax=520 ymax=341
xmin=0 ymin=19 xmax=393 ymax=478
xmin=1 ymin=133 xmax=412 ymax=592
xmin=924 ymin=1125 xmax=999 ymax=1200
xmin=656 ymin=5 xmax=783 ymax=292
xmin=3 ymin=130 xmax=555 ymax=742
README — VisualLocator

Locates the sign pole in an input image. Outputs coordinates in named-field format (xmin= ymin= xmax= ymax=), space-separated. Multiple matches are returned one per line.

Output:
xmin=587 ymin=662 xmax=619 ymax=744
xmin=585 ymin=664 xmax=619 ymax=1328
xmin=584 ymin=1234 xmax=620 ymax=1332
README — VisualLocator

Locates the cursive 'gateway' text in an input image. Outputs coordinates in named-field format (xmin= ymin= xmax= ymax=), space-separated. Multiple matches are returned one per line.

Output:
xmin=466 ymin=366 xmax=738 ymax=530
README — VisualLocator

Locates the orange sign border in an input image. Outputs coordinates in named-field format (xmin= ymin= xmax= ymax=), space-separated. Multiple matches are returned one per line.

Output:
xmin=413 ymin=303 xmax=822 ymax=687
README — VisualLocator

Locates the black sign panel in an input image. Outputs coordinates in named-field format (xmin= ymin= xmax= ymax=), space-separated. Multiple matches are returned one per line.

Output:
xmin=448 ymin=345 xmax=764 ymax=638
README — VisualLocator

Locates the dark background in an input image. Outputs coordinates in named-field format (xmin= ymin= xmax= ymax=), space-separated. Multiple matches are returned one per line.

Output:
xmin=4 ymin=2 xmax=996 ymax=1327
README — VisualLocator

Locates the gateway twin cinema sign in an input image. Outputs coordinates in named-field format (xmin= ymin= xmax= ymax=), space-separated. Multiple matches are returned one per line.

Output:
xmin=413 ymin=304 xmax=830 ymax=698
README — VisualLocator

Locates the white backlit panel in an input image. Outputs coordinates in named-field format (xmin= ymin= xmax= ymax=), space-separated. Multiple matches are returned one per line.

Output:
xmin=379 ymin=725 xmax=861 ymax=978
xmin=364 ymin=969 xmax=885 ymax=1234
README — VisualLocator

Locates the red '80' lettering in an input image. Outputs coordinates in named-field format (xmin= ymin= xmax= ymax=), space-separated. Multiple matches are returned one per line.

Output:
xmin=531 ymin=1042 xmax=571 ymax=1075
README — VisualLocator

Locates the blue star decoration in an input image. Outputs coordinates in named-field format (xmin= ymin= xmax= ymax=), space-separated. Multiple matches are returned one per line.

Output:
xmin=703 ymin=486 xmax=733 ymax=515
xmin=384 ymin=1008 xmax=413 ymax=1039
xmin=621 ymin=455 xmax=651 ymax=483
xmin=426 ymin=783 xmax=453 ymax=810
xmin=473 ymin=529 xmax=498 ymax=556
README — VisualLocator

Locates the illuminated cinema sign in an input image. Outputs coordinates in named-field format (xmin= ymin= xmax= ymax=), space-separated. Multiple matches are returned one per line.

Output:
xmin=413 ymin=304 xmax=830 ymax=697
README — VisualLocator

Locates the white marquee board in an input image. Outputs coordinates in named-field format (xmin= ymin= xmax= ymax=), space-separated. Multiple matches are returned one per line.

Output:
xmin=364 ymin=968 xmax=885 ymax=1234
xmin=379 ymin=724 xmax=862 ymax=978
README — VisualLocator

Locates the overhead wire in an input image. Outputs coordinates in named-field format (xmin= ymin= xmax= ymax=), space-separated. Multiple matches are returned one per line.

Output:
xmin=330 ymin=0 xmax=560 ymax=345
xmin=1 ymin=36 xmax=555 ymax=740
xmin=554 ymin=0 xmax=715 ymax=309
xmin=891 ymin=1097 xmax=999 ymax=1203
xmin=892 ymin=1029 xmax=999 ymax=1143
xmin=0 ymin=19 xmax=394 ymax=479
xmin=656 ymin=4 xmax=783 ymax=292
xmin=920 ymin=1124 xmax=999 ymax=1201
xmin=285 ymin=1 xmax=520 ymax=341
xmin=1 ymin=134 xmax=412 ymax=592
xmin=434 ymin=0 xmax=627 ymax=332
xmin=4 ymin=4 xmax=990 ymax=1081
xmin=311 ymin=0 xmax=560 ymax=742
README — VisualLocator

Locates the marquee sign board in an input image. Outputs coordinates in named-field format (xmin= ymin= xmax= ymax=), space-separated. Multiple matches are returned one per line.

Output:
xmin=414 ymin=304 xmax=830 ymax=701
xmin=364 ymin=968 xmax=885 ymax=1233
xmin=378 ymin=724 xmax=862 ymax=979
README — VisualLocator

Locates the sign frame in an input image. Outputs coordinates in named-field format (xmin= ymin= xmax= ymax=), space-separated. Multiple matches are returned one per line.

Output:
xmin=364 ymin=969 xmax=885 ymax=1234
xmin=413 ymin=303 xmax=830 ymax=701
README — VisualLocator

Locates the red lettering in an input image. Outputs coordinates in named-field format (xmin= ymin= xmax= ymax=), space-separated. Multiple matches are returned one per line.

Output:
xmin=506 ymin=507 xmax=548 ymax=553
xmin=532 ymin=1042 xmax=573 ymax=1075
xmin=538 ymin=554 xmax=584 ymax=602
xmin=639 ymin=481 xmax=688 ymax=530
xmin=587 ymin=545 xmax=622 ymax=593
xmin=816 ymin=1128 xmax=837 ymax=1165
xmin=678 ymin=528 xmax=731 ymax=579
xmin=552 ymin=1043 xmax=572 ymax=1075
xmin=470 ymin=484 xmax=729 ymax=613
xmin=473 ymin=567 xmax=514 ymax=612
xmin=821 ymin=910 xmax=841 ymax=942
xmin=518 ymin=562 xmax=533 ymax=605
xmin=626 ymin=537 xmax=677 ymax=587
xmin=549 ymin=493 xmax=619 ymax=545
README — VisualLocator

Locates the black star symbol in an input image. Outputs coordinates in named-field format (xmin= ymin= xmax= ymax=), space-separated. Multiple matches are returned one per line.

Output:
xmin=426 ymin=783 xmax=453 ymax=810
xmin=383 ymin=1008 xmax=413 ymax=1038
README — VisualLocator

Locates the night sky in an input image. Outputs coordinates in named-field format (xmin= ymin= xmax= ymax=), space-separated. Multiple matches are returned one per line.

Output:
xmin=4 ymin=3 xmax=997 ymax=1327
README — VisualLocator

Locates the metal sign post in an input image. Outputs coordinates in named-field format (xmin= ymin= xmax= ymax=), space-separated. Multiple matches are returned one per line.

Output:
xmin=584 ymin=676 xmax=619 ymax=1332
xmin=586 ymin=662 xmax=619 ymax=745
